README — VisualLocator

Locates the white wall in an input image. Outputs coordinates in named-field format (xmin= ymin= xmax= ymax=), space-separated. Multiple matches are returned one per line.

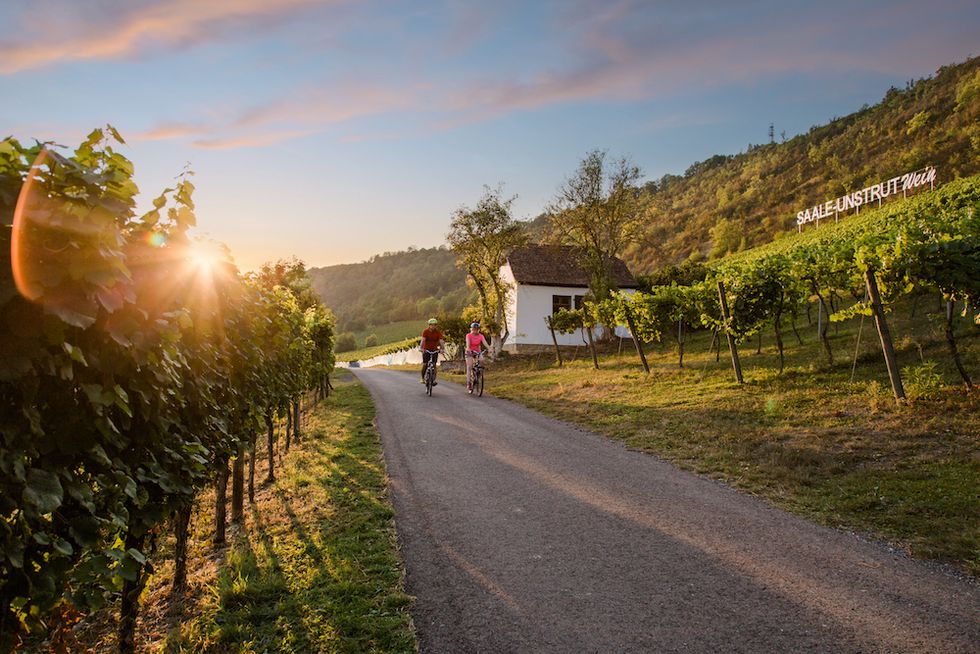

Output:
xmin=505 ymin=276 xmax=636 ymax=347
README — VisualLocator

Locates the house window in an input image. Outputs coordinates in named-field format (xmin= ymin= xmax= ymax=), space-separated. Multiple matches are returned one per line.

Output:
xmin=573 ymin=295 xmax=586 ymax=310
xmin=552 ymin=294 xmax=572 ymax=314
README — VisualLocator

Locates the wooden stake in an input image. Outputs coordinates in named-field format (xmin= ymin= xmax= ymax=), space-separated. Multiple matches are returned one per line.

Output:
xmin=717 ymin=280 xmax=744 ymax=384
xmin=863 ymin=269 xmax=906 ymax=403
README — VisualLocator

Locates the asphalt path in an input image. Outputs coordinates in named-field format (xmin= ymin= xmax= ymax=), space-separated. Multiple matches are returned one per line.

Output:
xmin=353 ymin=367 xmax=978 ymax=653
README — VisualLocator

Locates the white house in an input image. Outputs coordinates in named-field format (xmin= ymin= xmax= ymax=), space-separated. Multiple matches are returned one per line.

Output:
xmin=499 ymin=245 xmax=639 ymax=353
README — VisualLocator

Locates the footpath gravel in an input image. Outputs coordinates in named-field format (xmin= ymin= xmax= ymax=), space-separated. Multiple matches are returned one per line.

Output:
xmin=354 ymin=367 xmax=978 ymax=654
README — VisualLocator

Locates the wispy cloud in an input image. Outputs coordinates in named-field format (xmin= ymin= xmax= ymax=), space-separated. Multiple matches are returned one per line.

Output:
xmin=192 ymin=128 xmax=318 ymax=150
xmin=0 ymin=0 xmax=337 ymax=74
xmin=94 ymin=0 xmax=979 ymax=150
xmin=134 ymin=122 xmax=210 ymax=142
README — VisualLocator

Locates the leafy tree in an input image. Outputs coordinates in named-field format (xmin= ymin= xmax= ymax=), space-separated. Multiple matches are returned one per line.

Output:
xmin=548 ymin=150 xmax=644 ymax=301
xmin=447 ymin=185 xmax=528 ymax=353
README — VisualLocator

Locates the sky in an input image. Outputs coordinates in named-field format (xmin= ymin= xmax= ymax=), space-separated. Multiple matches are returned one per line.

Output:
xmin=1 ymin=1 xmax=978 ymax=271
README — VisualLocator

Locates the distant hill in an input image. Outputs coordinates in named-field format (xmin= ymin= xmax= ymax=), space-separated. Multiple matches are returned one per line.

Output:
xmin=310 ymin=56 xmax=980 ymax=329
xmin=307 ymin=247 xmax=472 ymax=333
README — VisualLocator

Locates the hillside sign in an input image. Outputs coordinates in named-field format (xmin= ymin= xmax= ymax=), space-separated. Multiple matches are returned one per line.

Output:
xmin=796 ymin=165 xmax=937 ymax=228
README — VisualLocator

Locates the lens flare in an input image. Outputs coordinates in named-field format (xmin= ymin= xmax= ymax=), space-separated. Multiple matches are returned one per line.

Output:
xmin=11 ymin=148 xmax=53 ymax=302
xmin=146 ymin=231 xmax=167 ymax=248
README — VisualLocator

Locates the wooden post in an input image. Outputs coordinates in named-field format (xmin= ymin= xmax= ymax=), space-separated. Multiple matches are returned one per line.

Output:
xmin=863 ymin=269 xmax=906 ymax=403
xmin=717 ymin=280 xmax=744 ymax=384
xmin=231 ymin=452 xmax=244 ymax=523
xmin=214 ymin=462 xmax=229 ymax=545
xmin=293 ymin=399 xmax=301 ymax=444
xmin=585 ymin=325 xmax=599 ymax=370
xmin=624 ymin=310 xmax=650 ymax=374
xmin=548 ymin=323 xmax=563 ymax=366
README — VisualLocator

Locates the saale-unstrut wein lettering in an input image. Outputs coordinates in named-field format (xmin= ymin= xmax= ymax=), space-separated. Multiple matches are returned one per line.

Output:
xmin=796 ymin=166 xmax=937 ymax=227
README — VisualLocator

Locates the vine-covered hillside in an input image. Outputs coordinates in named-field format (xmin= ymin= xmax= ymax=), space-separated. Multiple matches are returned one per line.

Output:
xmin=624 ymin=56 xmax=980 ymax=273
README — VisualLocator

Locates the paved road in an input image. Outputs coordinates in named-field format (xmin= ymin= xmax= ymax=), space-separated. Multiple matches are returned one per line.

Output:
xmin=354 ymin=368 xmax=978 ymax=654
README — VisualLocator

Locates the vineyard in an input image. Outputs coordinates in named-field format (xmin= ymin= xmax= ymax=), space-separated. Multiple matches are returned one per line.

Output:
xmin=0 ymin=130 xmax=335 ymax=652
xmin=547 ymin=176 xmax=980 ymax=397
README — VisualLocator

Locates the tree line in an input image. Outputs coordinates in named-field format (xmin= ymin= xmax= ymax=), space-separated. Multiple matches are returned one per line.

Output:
xmin=0 ymin=129 xmax=335 ymax=652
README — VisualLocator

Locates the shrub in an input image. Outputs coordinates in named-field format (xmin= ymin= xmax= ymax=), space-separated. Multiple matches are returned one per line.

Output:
xmin=335 ymin=332 xmax=357 ymax=353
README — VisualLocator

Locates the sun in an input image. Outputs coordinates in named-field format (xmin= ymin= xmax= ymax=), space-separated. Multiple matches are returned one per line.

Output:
xmin=187 ymin=241 xmax=224 ymax=275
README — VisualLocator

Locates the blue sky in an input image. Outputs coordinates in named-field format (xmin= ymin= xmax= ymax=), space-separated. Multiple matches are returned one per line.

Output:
xmin=1 ymin=0 xmax=977 ymax=270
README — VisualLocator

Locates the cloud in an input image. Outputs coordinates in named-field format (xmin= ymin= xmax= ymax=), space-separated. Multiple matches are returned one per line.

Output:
xmin=101 ymin=0 xmax=980 ymax=150
xmin=133 ymin=122 xmax=210 ymax=142
xmin=192 ymin=128 xmax=317 ymax=149
xmin=0 ymin=0 xmax=337 ymax=74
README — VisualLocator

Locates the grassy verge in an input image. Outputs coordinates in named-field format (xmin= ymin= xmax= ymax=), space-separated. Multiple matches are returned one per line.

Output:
xmin=487 ymin=304 xmax=979 ymax=575
xmin=67 ymin=375 xmax=417 ymax=653
xmin=353 ymin=321 xmax=426 ymax=349
xmin=338 ymin=338 xmax=417 ymax=363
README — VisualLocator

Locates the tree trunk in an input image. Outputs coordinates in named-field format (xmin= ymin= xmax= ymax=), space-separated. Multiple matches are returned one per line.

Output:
xmin=248 ymin=443 xmax=256 ymax=503
xmin=774 ymin=313 xmax=785 ymax=374
xmin=118 ymin=531 xmax=148 ymax=654
xmin=814 ymin=289 xmax=834 ymax=365
xmin=214 ymin=462 xmax=229 ymax=545
xmin=293 ymin=399 xmax=301 ymax=444
xmin=172 ymin=503 xmax=193 ymax=593
xmin=945 ymin=300 xmax=973 ymax=388
xmin=756 ymin=332 xmax=762 ymax=355
xmin=231 ymin=451 xmax=244 ymax=523
xmin=490 ymin=276 xmax=509 ymax=356
xmin=864 ymin=269 xmax=906 ymax=403
xmin=677 ymin=319 xmax=685 ymax=368
xmin=265 ymin=410 xmax=276 ymax=483
xmin=717 ymin=280 xmax=744 ymax=384
xmin=791 ymin=313 xmax=803 ymax=345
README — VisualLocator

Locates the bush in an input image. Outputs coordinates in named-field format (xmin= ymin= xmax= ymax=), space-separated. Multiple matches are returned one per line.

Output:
xmin=364 ymin=333 xmax=379 ymax=347
xmin=335 ymin=332 xmax=357 ymax=353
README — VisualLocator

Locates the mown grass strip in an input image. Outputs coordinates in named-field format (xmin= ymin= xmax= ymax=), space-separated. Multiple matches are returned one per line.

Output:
xmin=488 ymin=307 xmax=979 ymax=576
xmin=83 ymin=375 xmax=419 ymax=654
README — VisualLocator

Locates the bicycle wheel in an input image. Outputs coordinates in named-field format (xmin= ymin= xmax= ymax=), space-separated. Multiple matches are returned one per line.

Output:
xmin=476 ymin=368 xmax=484 ymax=397
xmin=425 ymin=366 xmax=434 ymax=396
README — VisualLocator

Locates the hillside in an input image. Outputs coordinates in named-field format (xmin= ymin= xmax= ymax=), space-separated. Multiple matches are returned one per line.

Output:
xmin=623 ymin=56 xmax=980 ymax=273
xmin=307 ymin=247 xmax=472 ymax=333
xmin=311 ymin=57 xmax=980 ymax=330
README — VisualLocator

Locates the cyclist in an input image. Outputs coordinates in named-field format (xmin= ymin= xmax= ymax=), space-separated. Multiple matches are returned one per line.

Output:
xmin=419 ymin=318 xmax=445 ymax=385
xmin=464 ymin=322 xmax=490 ymax=393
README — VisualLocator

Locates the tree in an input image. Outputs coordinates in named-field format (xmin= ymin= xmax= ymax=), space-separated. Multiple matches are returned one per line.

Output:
xmin=447 ymin=185 xmax=528 ymax=354
xmin=548 ymin=150 xmax=644 ymax=301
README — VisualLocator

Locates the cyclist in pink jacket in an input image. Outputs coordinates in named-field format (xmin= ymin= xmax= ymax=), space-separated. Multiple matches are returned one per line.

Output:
xmin=464 ymin=322 xmax=489 ymax=393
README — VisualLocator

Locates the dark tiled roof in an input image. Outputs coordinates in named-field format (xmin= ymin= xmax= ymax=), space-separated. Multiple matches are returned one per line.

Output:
xmin=506 ymin=245 xmax=638 ymax=288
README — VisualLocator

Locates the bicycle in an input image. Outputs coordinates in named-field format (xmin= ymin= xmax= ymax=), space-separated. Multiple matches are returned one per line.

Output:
xmin=422 ymin=349 xmax=441 ymax=396
xmin=466 ymin=351 xmax=485 ymax=397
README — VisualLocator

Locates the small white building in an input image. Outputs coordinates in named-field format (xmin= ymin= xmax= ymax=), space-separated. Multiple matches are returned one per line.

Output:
xmin=500 ymin=245 xmax=639 ymax=353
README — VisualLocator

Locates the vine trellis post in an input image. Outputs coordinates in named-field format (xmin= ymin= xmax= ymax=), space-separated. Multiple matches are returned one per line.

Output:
xmin=717 ymin=280 xmax=744 ymax=384
xmin=863 ymin=269 xmax=906 ymax=403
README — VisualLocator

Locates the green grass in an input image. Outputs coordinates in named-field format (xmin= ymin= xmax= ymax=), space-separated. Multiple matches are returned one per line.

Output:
xmin=337 ymin=337 xmax=417 ymax=363
xmin=170 ymin=378 xmax=417 ymax=653
xmin=353 ymin=321 xmax=426 ymax=349
xmin=67 ymin=376 xmax=418 ymax=653
xmin=487 ymin=300 xmax=980 ymax=575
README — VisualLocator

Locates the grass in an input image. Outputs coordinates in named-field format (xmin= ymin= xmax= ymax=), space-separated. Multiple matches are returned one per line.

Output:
xmin=337 ymin=337 xmax=417 ymax=363
xmin=353 ymin=321 xmax=426 ymax=349
xmin=485 ymin=300 xmax=980 ymax=575
xmin=66 ymin=375 xmax=417 ymax=653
